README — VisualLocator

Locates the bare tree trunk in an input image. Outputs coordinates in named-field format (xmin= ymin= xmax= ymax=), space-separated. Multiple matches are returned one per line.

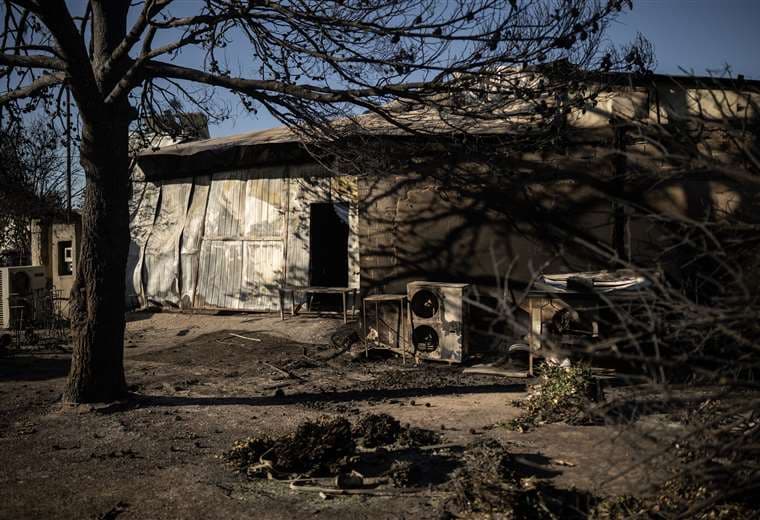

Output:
xmin=63 ymin=114 xmax=130 ymax=403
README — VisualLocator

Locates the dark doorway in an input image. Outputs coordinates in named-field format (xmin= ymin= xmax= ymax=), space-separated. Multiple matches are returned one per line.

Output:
xmin=309 ymin=203 xmax=349 ymax=309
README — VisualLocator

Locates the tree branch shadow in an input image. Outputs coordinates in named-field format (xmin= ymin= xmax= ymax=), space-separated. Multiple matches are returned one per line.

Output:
xmin=97 ymin=382 xmax=525 ymax=413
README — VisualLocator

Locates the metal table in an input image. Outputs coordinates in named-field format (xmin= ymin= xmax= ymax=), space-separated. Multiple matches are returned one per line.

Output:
xmin=524 ymin=271 xmax=652 ymax=375
xmin=278 ymin=286 xmax=358 ymax=323
xmin=525 ymin=289 xmax=604 ymax=376
xmin=361 ymin=293 xmax=410 ymax=363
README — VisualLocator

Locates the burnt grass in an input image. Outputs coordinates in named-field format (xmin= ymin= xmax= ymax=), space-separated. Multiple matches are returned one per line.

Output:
xmin=226 ymin=416 xmax=356 ymax=477
xmin=225 ymin=413 xmax=454 ymax=485
xmin=224 ymin=414 xmax=651 ymax=519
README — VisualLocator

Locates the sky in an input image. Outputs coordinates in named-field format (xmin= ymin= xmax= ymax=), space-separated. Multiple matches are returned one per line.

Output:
xmin=36 ymin=0 xmax=760 ymax=206
xmin=207 ymin=0 xmax=760 ymax=137
xmin=605 ymin=1 xmax=760 ymax=79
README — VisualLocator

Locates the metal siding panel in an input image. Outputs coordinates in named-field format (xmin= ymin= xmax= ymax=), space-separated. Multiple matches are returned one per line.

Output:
xmin=218 ymin=174 xmax=229 ymax=238
xmin=213 ymin=176 xmax=225 ymax=238
xmin=347 ymin=190 xmax=360 ymax=289
xmin=205 ymin=170 xmax=244 ymax=239
xmin=204 ymin=242 xmax=213 ymax=307
xmin=180 ymin=176 xmax=210 ymax=308
xmin=236 ymin=170 xmax=246 ymax=237
xmin=209 ymin=241 xmax=219 ymax=307
xmin=143 ymin=180 xmax=192 ymax=306
xmin=134 ymin=166 xmax=361 ymax=313
xmin=220 ymin=174 xmax=230 ymax=238
xmin=196 ymin=239 xmax=226 ymax=308
xmin=208 ymin=241 xmax=220 ymax=307
xmin=207 ymin=178 xmax=217 ymax=239
xmin=219 ymin=243 xmax=228 ymax=308
xmin=242 ymin=241 xmax=284 ymax=311
xmin=285 ymin=177 xmax=319 ymax=287
xmin=177 ymin=167 xmax=300 ymax=312
xmin=261 ymin=179 xmax=269 ymax=231
xmin=179 ymin=254 xmax=196 ymax=307
xmin=238 ymin=168 xmax=287 ymax=311
xmin=331 ymin=176 xmax=360 ymax=289
xmin=230 ymin=172 xmax=241 ymax=237
xmin=213 ymin=241 xmax=224 ymax=307
xmin=227 ymin=242 xmax=243 ymax=309
xmin=126 ymin=178 xmax=160 ymax=307
xmin=195 ymin=240 xmax=209 ymax=307
xmin=244 ymin=175 xmax=285 ymax=239
xmin=218 ymin=243 xmax=228 ymax=308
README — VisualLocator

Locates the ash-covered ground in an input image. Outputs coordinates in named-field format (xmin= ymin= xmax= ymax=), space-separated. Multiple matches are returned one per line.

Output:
xmin=0 ymin=311 xmax=696 ymax=519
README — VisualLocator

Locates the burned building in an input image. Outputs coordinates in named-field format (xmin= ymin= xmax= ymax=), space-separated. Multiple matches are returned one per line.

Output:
xmin=127 ymin=73 xmax=759 ymax=314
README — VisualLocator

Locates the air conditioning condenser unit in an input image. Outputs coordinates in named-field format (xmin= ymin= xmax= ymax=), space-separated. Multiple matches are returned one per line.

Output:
xmin=407 ymin=281 xmax=471 ymax=363
xmin=0 ymin=266 xmax=48 ymax=329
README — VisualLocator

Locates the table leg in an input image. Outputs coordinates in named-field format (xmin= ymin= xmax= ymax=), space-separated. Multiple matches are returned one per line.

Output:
xmin=279 ymin=289 xmax=285 ymax=320
xmin=401 ymin=300 xmax=406 ymax=365
xmin=363 ymin=299 xmax=368 ymax=358
xmin=528 ymin=298 xmax=543 ymax=377
xmin=342 ymin=291 xmax=347 ymax=324
xmin=375 ymin=301 xmax=380 ymax=351
xmin=291 ymin=291 xmax=296 ymax=316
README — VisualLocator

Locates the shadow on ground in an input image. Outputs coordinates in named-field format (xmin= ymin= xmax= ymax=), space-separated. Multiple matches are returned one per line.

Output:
xmin=0 ymin=354 xmax=70 ymax=381
xmin=97 ymin=382 xmax=525 ymax=413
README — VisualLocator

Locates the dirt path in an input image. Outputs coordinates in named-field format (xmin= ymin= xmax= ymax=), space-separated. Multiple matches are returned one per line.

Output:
xmin=0 ymin=312 xmax=670 ymax=519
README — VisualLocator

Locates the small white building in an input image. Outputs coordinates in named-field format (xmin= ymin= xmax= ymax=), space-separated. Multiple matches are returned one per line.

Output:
xmin=30 ymin=213 xmax=81 ymax=301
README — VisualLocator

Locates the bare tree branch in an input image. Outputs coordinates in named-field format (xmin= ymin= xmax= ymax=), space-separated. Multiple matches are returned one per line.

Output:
xmin=0 ymin=71 xmax=63 ymax=105
xmin=98 ymin=0 xmax=173 ymax=80
xmin=0 ymin=52 xmax=65 ymax=69
xmin=32 ymin=1 xmax=102 ymax=120
xmin=139 ymin=59 xmax=430 ymax=104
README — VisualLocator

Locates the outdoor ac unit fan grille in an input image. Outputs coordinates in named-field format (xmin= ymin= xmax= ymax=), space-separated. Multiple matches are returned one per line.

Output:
xmin=410 ymin=290 xmax=439 ymax=319
xmin=11 ymin=271 xmax=31 ymax=294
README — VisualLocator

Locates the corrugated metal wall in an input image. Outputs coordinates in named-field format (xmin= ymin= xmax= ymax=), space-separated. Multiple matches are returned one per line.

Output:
xmin=179 ymin=175 xmax=210 ymax=308
xmin=143 ymin=180 xmax=193 ymax=306
xmin=125 ymin=167 xmax=160 ymax=308
xmin=127 ymin=164 xmax=358 ymax=312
